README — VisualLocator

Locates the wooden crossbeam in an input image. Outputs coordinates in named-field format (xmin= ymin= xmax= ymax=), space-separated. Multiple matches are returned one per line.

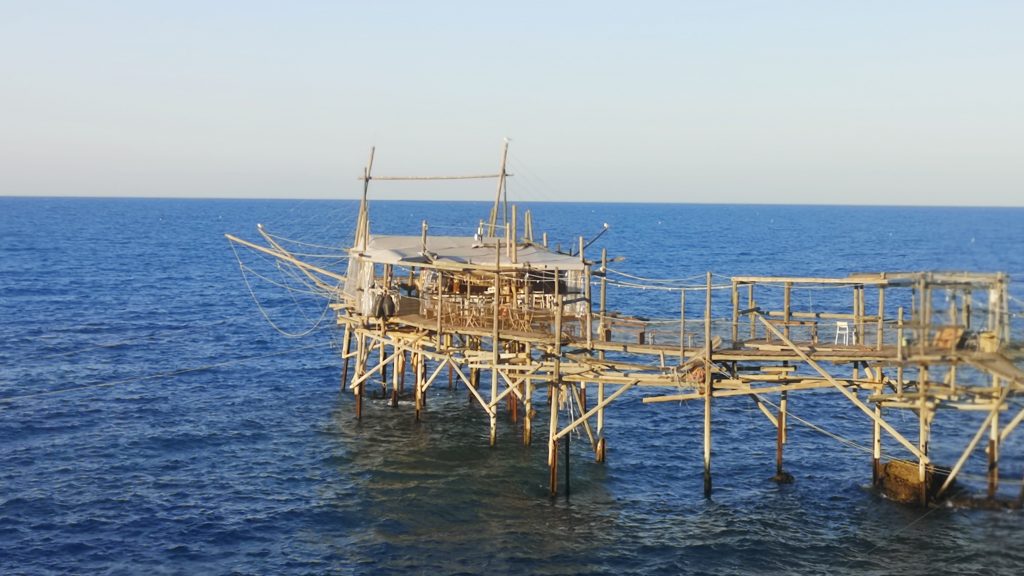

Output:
xmin=553 ymin=380 xmax=639 ymax=442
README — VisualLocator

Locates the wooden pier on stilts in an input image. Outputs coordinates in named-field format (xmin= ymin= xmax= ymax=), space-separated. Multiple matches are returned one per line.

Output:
xmin=227 ymin=145 xmax=1024 ymax=506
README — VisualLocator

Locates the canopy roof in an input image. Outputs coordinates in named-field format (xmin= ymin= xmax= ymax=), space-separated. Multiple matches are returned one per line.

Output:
xmin=354 ymin=235 xmax=586 ymax=271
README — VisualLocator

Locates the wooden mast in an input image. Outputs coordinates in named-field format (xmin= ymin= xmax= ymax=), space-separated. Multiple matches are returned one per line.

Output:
xmin=487 ymin=139 xmax=510 ymax=237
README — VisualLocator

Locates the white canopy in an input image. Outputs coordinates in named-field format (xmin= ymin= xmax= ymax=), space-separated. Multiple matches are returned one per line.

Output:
xmin=354 ymin=235 xmax=587 ymax=271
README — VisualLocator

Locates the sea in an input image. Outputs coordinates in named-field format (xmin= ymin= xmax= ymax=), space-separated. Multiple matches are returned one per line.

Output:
xmin=2 ymin=197 xmax=1023 ymax=575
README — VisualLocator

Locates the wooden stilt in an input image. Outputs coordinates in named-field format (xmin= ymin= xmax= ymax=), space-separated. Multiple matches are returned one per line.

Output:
xmin=783 ymin=282 xmax=792 ymax=341
xmin=415 ymin=353 xmax=424 ymax=421
xmin=876 ymin=286 xmax=886 ymax=351
xmin=379 ymin=338 xmax=388 ymax=393
xmin=873 ymin=404 xmax=882 ymax=487
xmin=399 ymin=350 xmax=407 ymax=395
xmin=774 ymin=390 xmax=791 ymax=483
xmin=731 ymin=281 xmax=739 ymax=345
xmin=524 ymin=355 xmax=533 ymax=446
xmin=390 ymin=342 xmax=400 ymax=408
xmin=989 ymin=376 xmax=1001 ymax=499
xmin=340 ymin=323 xmax=352 ymax=392
xmin=703 ymin=271 xmax=713 ymax=498
xmin=564 ymin=427 xmax=571 ymax=499
xmin=680 ymin=289 xmax=686 ymax=359
xmin=748 ymin=283 xmax=755 ymax=340
xmin=354 ymin=333 xmax=365 ymax=420
xmin=919 ymin=367 xmax=930 ymax=506
xmin=596 ymin=379 xmax=606 ymax=463
xmin=549 ymin=382 xmax=560 ymax=497
xmin=490 ymin=248 xmax=501 ymax=447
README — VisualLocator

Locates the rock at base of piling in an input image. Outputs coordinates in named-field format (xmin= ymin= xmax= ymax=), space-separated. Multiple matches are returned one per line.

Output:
xmin=876 ymin=460 xmax=949 ymax=505
xmin=771 ymin=471 xmax=795 ymax=484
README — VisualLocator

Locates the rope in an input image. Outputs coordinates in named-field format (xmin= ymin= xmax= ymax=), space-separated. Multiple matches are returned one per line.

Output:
xmin=600 ymin=278 xmax=734 ymax=292
xmin=756 ymin=395 xmax=874 ymax=456
xmin=238 ymin=263 xmax=330 ymax=298
xmin=230 ymin=242 xmax=335 ymax=338
xmin=605 ymin=268 xmax=708 ymax=285
xmin=263 ymin=232 xmax=349 ymax=252
xmin=0 ymin=340 xmax=329 ymax=406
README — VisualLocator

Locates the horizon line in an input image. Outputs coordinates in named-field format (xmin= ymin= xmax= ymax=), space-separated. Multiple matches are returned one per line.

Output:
xmin=2 ymin=194 xmax=1023 ymax=210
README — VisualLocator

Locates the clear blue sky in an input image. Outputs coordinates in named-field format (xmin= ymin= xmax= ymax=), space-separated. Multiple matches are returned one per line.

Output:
xmin=2 ymin=1 xmax=1022 ymax=205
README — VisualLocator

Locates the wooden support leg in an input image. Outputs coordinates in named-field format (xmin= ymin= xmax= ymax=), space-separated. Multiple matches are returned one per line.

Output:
xmin=919 ymin=388 xmax=931 ymax=506
xmin=989 ymin=407 xmax=1000 ymax=500
xmin=469 ymin=367 xmax=479 ymax=405
xmin=508 ymin=381 xmax=519 ymax=422
xmin=773 ymin=391 xmax=792 ymax=483
xmin=596 ymin=381 xmax=606 ymax=463
xmin=390 ymin=346 xmax=400 ymax=408
xmin=399 ymin=350 xmax=407 ymax=395
xmin=703 ymin=385 xmax=712 ymax=497
xmin=414 ymin=353 xmax=424 ymax=421
xmin=340 ymin=323 xmax=352 ymax=393
xmin=549 ymin=383 xmax=560 ymax=496
xmin=703 ymin=272 xmax=713 ymax=498
xmin=379 ymin=339 xmax=388 ymax=392
xmin=564 ymin=429 xmax=571 ymax=498
xmin=524 ymin=372 xmax=533 ymax=446
xmin=490 ymin=367 xmax=498 ymax=447
xmin=354 ymin=334 xmax=365 ymax=420
xmin=873 ymin=404 xmax=882 ymax=487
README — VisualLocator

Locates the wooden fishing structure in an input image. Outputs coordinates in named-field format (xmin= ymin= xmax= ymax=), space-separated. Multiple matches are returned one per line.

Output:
xmin=227 ymin=145 xmax=1024 ymax=506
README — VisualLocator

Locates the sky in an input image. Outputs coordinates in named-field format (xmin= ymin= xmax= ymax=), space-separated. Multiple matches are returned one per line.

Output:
xmin=1 ymin=1 xmax=1022 ymax=206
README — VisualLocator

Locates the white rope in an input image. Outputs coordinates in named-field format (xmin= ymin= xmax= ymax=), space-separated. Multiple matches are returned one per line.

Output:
xmin=600 ymin=277 xmax=733 ymax=292
xmin=230 ymin=242 xmax=335 ymax=338
xmin=756 ymin=395 xmax=874 ymax=456
xmin=238 ymin=263 xmax=330 ymax=298
xmin=263 ymin=232 xmax=349 ymax=252
xmin=605 ymin=268 xmax=707 ymax=284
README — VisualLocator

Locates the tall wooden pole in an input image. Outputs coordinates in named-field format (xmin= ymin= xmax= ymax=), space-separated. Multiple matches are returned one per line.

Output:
xmin=783 ymin=282 xmax=792 ymax=341
xmin=775 ymin=390 xmax=788 ymax=481
xmin=731 ymin=281 xmax=739 ymax=345
xmin=704 ymin=271 xmax=713 ymax=497
xmin=549 ymin=293 xmax=565 ymax=496
xmin=488 ymin=140 xmax=510 ymax=237
xmin=599 ymin=249 xmax=608 ymax=342
xmin=876 ymin=286 xmax=886 ymax=350
xmin=989 ymin=375 xmax=1001 ymax=499
xmin=873 ymin=404 xmax=882 ymax=487
xmin=679 ymin=289 xmax=686 ymax=359
xmin=414 ymin=352 xmax=424 ymax=421
xmin=354 ymin=332 xmax=365 ymax=420
xmin=918 ymin=366 xmax=930 ymax=506
xmin=748 ymin=283 xmax=756 ymax=340
xmin=597 ymin=251 xmax=608 ymax=461
xmin=491 ymin=239 xmax=501 ymax=447
xmin=524 ymin=342 xmax=533 ymax=446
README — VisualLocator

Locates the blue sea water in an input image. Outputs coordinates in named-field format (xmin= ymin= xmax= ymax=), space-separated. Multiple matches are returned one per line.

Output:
xmin=1 ymin=197 xmax=1023 ymax=575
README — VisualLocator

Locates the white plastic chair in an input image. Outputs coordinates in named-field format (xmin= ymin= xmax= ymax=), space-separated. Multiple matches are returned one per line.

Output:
xmin=834 ymin=321 xmax=855 ymax=345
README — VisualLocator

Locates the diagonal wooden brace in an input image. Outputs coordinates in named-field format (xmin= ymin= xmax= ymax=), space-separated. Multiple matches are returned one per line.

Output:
xmin=755 ymin=312 xmax=927 ymax=462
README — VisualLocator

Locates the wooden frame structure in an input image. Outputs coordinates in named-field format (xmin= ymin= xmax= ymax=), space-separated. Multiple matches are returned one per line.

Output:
xmin=227 ymin=148 xmax=1024 ymax=505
